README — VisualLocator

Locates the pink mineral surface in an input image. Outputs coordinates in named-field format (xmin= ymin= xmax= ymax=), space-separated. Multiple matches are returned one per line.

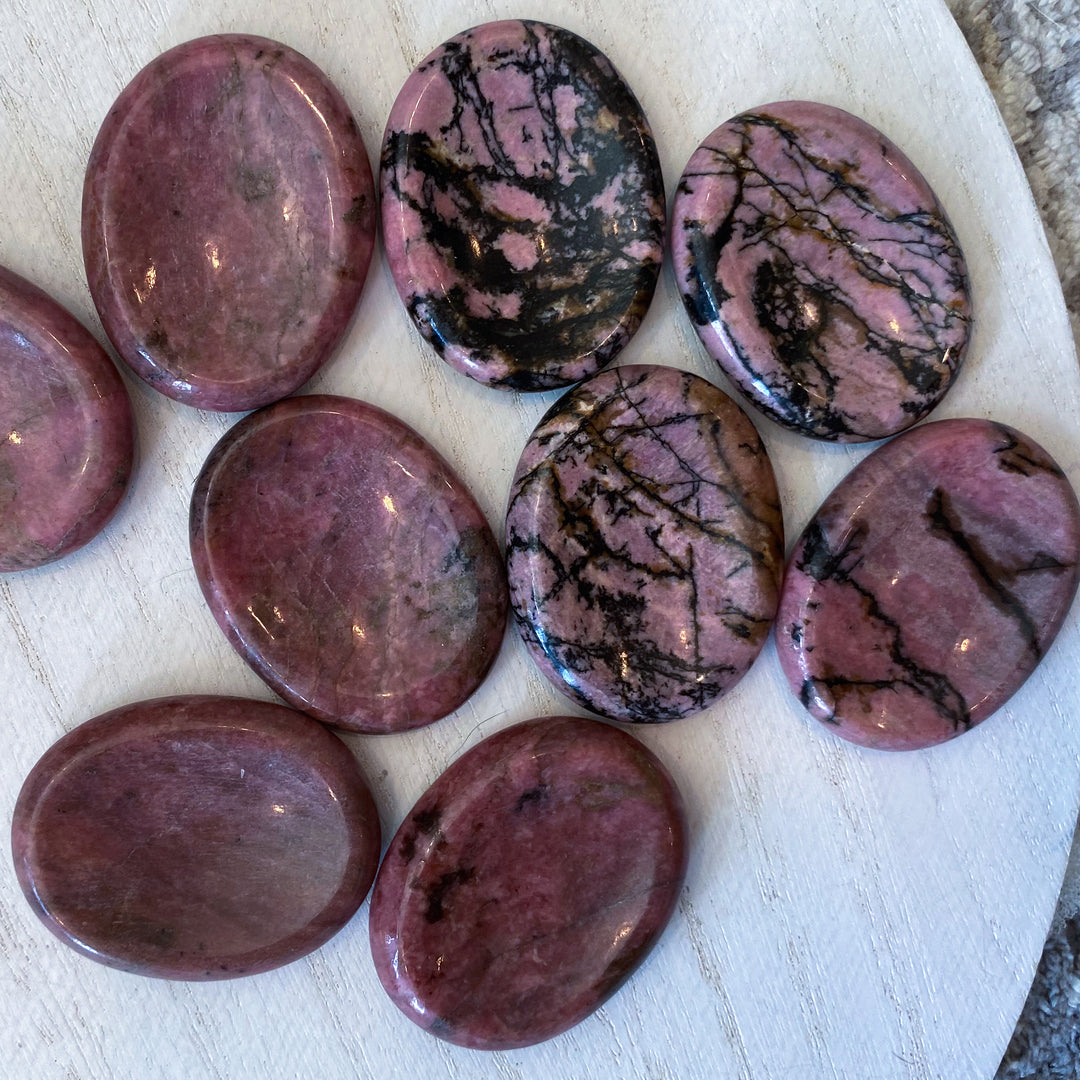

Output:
xmin=12 ymin=695 xmax=381 ymax=979
xmin=672 ymin=101 xmax=971 ymax=441
xmin=381 ymin=20 xmax=664 ymax=391
xmin=83 ymin=34 xmax=376 ymax=411
xmin=0 ymin=265 xmax=133 ymax=571
xmin=369 ymin=716 xmax=687 ymax=1048
xmin=190 ymin=395 xmax=507 ymax=733
xmin=506 ymin=364 xmax=784 ymax=721
xmin=777 ymin=418 xmax=1080 ymax=749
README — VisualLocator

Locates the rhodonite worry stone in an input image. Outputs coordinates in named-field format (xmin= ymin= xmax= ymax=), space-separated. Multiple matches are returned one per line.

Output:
xmin=380 ymin=20 xmax=665 ymax=391
xmin=83 ymin=35 xmax=376 ymax=412
xmin=190 ymin=395 xmax=507 ymax=733
xmin=778 ymin=419 xmax=1080 ymax=750
xmin=369 ymin=715 xmax=687 ymax=1049
xmin=672 ymin=101 xmax=971 ymax=442
xmin=506 ymin=364 xmax=784 ymax=721
xmin=0 ymin=266 xmax=134 ymax=571
xmin=11 ymin=696 xmax=381 ymax=979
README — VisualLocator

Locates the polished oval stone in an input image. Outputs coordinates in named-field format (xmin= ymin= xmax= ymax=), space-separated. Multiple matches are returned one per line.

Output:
xmin=381 ymin=20 xmax=665 ymax=391
xmin=83 ymin=34 xmax=376 ymax=412
xmin=0 ymin=266 xmax=134 ymax=572
xmin=369 ymin=715 xmax=687 ymax=1049
xmin=191 ymin=395 xmax=507 ymax=733
xmin=777 ymin=419 xmax=1080 ymax=750
xmin=506 ymin=364 xmax=784 ymax=721
xmin=11 ymin=695 xmax=381 ymax=979
xmin=671 ymin=101 xmax=972 ymax=442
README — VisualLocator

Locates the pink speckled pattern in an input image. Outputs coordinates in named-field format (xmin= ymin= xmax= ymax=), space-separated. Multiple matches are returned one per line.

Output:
xmin=83 ymin=35 xmax=376 ymax=412
xmin=190 ymin=395 xmax=507 ymax=733
xmin=12 ymin=696 xmax=381 ymax=980
xmin=672 ymin=101 xmax=971 ymax=441
xmin=0 ymin=266 xmax=133 ymax=572
xmin=777 ymin=419 xmax=1080 ymax=750
xmin=506 ymin=365 xmax=784 ymax=721
xmin=381 ymin=20 xmax=665 ymax=391
xmin=369 ymin=716 xmax=687 ymax=1049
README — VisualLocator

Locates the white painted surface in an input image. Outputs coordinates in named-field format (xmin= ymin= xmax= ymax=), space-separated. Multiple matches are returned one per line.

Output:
xmin=1 ymin=1 xmax=1077 ymax=1077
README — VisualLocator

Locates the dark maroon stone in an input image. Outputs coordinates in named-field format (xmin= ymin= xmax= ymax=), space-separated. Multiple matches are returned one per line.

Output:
xmin=777 ymin=419 xmax=1080 ymax=750
xmin=672 ymin=101 xmax=972 ymax=442
xmin=381 ymin=20 xmax=665 ymax=391
xmin=190 ymin=395 xmax=507 ymax=733
xmin=369 ymin=716 xmax=687 ymax=1049
xmin=0 ymin=265 xmax=134 ymax=572
xmin=11 ymin=696 xmax=381 ymax=980
xmin=505 ymin=365 xmax=784 ymax=721
xmin=83 ymin=34 xmax=376 ymax=412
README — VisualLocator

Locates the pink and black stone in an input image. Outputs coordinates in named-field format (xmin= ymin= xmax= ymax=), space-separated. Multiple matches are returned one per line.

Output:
xmin=0 ymin=266 xmax=134 ymax=572
xmin=11 ymin=696 xmax=381 ymax=980
xmin=671 ymin=101 xmax=972 ymax=442
xmin=190 ymin=395 xmax=507 ymax=733
xmin=369 ymin=715 xmax=687 ymax=1049
xmin=381 ymin=20 xmax=665 ymax=391
xmin=505 ymin=364 xmax=784 ymax=722
xmin=778 ymin=419 xmax=1080 ymax=750
xmin=82 ymin=35 xmax=376 ymax=412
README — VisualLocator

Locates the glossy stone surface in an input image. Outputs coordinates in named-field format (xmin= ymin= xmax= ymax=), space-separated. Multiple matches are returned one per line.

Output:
xmin=11 ymin=695 xmax=380 ymax=979
xmin=83 ymin=35 xmax=376 ymax=412
xmin=778 ymin=419 xmax=1080 ymax=750
xmin=381 ymin=20 xmax=665 ymax=391
xmin=672 ymin=101 xmax=971 ymax=442
xmin=191 ymin=395 xmax=507 ymax=733
xmin=0 ymin=266 xmax=134 ymax=572
xmin=369 ymin=715 xmax=687 ymax=1049
xmin=506 ymin=365 xmax=784 ymax=721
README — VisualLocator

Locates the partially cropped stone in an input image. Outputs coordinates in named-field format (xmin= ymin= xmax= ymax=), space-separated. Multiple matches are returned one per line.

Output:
xmin=0 ymin=265 xmax=133 ymax=571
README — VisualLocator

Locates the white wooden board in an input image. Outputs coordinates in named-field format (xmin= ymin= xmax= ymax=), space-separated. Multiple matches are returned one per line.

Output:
xmin=1 ymin=1 xmax=1078 ymax=1077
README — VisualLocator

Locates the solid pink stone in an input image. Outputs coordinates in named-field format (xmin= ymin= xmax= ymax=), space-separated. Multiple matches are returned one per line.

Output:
xmin=777 ymin=419 xmax=1080 ymax=750
xmin=11 ymin=696 xmax=381 ymax=980
xmin=0 ymin=265 xmax=134 ymax=572
xmin=83 ymin=35 xmax=376 ymax=412
xmin=672 ymin=101 xmax=971 ymax=442
xmin=190 ymin=395 xmax=507 ymax=733
xmin=369 ymin=716 xmax=687 ymax=1049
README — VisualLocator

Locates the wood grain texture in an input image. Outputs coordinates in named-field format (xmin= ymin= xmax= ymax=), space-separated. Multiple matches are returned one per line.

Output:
xmin=1 ymin=1 xmax=1077 ymax=1078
